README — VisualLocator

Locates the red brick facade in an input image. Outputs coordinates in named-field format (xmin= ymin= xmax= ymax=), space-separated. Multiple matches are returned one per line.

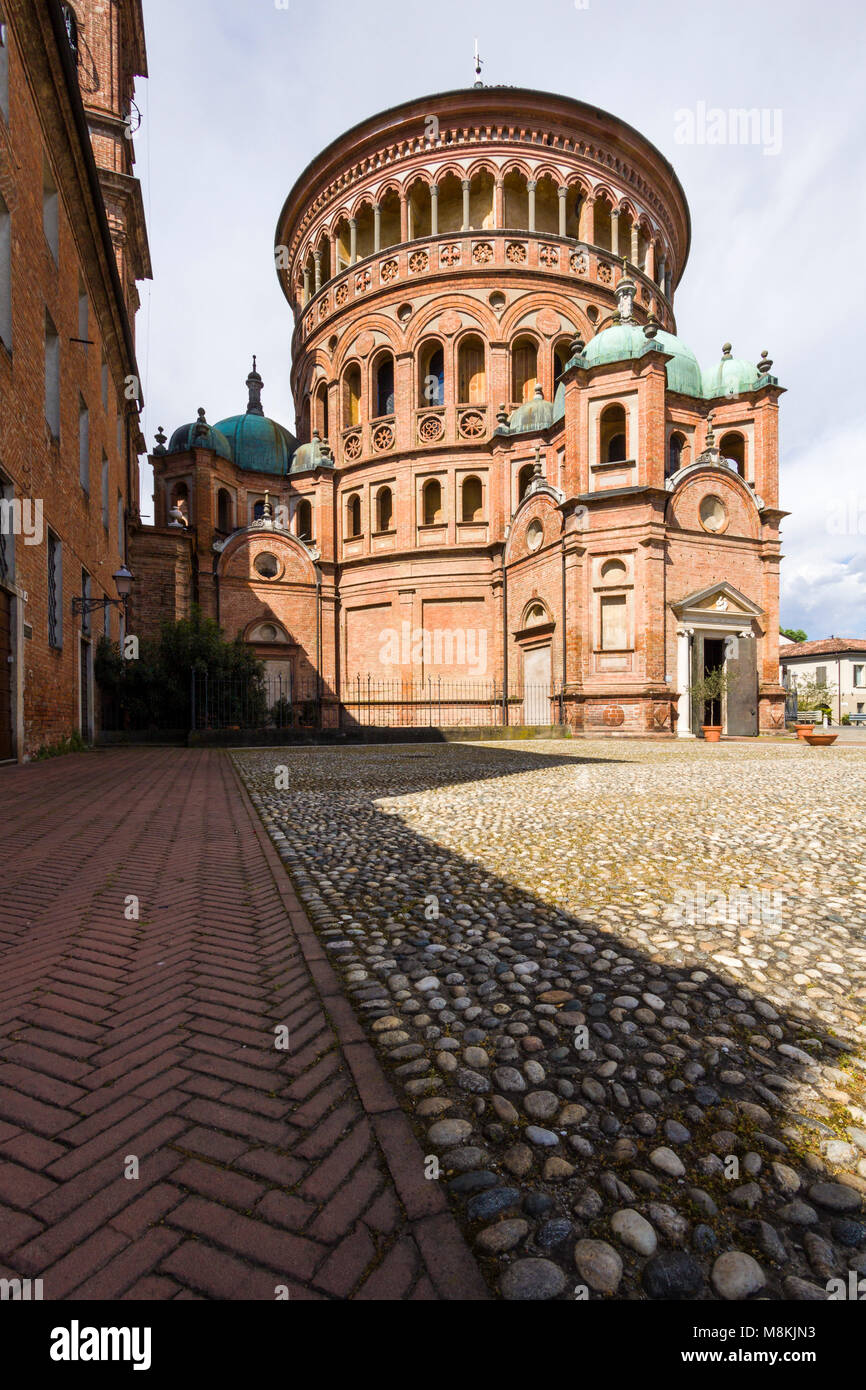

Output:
xmin=0 ymin=0 xmax=149 ymax=759
xmin=137 ymin=88 xmax=786 ymax=736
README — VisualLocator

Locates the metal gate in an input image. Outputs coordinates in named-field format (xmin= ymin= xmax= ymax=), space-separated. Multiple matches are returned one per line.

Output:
xmin=0 ymin=589 xmax=13 ymax=760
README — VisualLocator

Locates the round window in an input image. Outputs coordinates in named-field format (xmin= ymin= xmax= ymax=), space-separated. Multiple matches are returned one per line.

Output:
xmin=526 ymin=519 xmax=544 ymax=552
xmin=258 ymin=624 xmax=279 ymax=642
xmin=699 ymin=495 xmax=728 ymax=534
xmin=254 ymin=552 xmax=279 ymax=579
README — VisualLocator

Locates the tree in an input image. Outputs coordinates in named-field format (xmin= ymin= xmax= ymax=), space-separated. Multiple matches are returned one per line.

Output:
xmin=792 ymin=672 xmax=836 ymax=715
xmin=781 ymin=627 xmax=808 ymax=644
xmin=96 ymin=608 xmax=266 ymax=731
xmin=688 ymin=665 xmax=740 ymax=726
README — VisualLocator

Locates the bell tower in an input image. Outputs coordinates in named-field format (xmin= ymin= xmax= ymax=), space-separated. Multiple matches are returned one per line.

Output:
xmin=62 ymin=0 xmax=152 ymax=333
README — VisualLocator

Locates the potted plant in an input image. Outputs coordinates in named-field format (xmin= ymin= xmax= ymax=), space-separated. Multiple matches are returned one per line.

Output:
xmin=688 ymin=665 xmax=739 ymax=741
xmin=792 ymin=675 xmax=836 ymax=735
xmin=803 ymin=729 xmax=838 ymax=747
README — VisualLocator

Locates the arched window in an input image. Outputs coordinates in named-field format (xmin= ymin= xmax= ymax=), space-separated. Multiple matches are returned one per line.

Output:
xmin=342 ymin=364 xmax=361 ymax=427
xmin=406 ymin=179 xmax=432 ymax=239
xmin=512 ymin=337 xmax=538 ymax=404
xmin=618 ymin=209 xmax=634 ymax=262
xmin=436 ymin=172 xmax=463 ymax=235
xmin=296 ymin=498 xmax=313 ymax=541
xmin=374 ymin=352 xmax=395 ymax=418
xmin=601 ymin=403 xmax=627 ymax=462
xmin=346 ymin=493 xmax=362 ymax=538
xmin=461 ymin=475 xmax=483 ymax=522
xmin=355 ymin=201 xmax=375 ymax=261
xmin=216 ymin=488 xmax=233 ymax=534
xmin=316 ymin=232 xmax=332 ymax=284
xmin=594 ymin=195 xmax=612 ymax=252
xmin=315 ymin=382 xmax=329 ymax=440
xmin=668 ymin=431 xmax=687 ymax=477
xmin=253 ymin=498 xmax=266 ymax=522
xmin=468 ymin=169 xmax=495 ymax=230
xmin=376 ymin=486 xmax=393 ymax=533
xmin=517 ymin=463 xmax=535 ymax=503
xmin=457 ymin=336 xmax=486 ymax=404
xmin=564 ymin=187 xmax=582 ymax=239
xmin=423 ymin=479 xmax=443 ymax=525
xmin=419 ymin=341 xmax=445 ymax=407
xmin=379 ymin=189 xmax=401 ymax=249
xmin=534 ymin=175 xmax=559 ymax=236
xmin=333 ymin=219 xmax=351 ymax=273
xmin=503 ymin=170 xmax=529 ymax=230
xmin=720 ymin=431 xmax=746 ymax=478
xmin=600 ymin=558 xmax=628 ymax=581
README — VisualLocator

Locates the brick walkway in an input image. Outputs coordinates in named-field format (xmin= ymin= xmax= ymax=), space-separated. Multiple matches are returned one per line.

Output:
xmin=0 ymin=749 xmax=488 ymax=1301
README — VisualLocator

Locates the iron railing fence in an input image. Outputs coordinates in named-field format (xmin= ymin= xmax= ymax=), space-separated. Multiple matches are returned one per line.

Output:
xmin=191 ymin=671 xmax=565 ymax=732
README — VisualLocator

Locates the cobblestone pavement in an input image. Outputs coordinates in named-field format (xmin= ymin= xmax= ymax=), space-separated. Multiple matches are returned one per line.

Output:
xmin=237 ymin=738 xmax=866 ymax=1302
xmin=0 ymin=749 xmax=487 ymax=1301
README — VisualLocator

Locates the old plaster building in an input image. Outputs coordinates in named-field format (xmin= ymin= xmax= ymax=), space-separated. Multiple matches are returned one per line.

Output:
xmin=0 ymin=0 xmax=150 ymax=760
xmin=138 ymin=86 xmax=787 ymax=736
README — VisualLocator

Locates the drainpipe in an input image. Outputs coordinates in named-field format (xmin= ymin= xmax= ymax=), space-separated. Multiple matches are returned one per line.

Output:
xmin=502 ymin=558 xmax=509 ymax=726
xmin=838 ymin=653 xmax=842 ymax=725
xmin=561 ymin=540 xmax=567 ymax=722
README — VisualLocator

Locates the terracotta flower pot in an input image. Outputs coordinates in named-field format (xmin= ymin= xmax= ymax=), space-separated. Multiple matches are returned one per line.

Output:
xmin=794 ymin=724 xmax=814 ymax=739
xmin=803 ymin=732 xmax=838 ymax=746
xmin=701 ymin=725 xmax=722 ymax=743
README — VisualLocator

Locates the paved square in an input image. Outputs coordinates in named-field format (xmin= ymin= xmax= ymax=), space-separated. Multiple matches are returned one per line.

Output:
xmin=0 ymin=749 xmax=486 ymax=1301
xmin=237 ymin=738 xmax=866 ymax=1300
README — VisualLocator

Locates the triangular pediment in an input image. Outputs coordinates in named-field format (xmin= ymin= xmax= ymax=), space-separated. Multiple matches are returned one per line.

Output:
xmin=671 ymin=581 xmax=763 ymax=619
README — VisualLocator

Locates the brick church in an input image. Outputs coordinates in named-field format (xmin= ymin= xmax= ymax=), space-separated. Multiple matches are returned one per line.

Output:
xmin=133 ymin=85 xmax=787 ymax=737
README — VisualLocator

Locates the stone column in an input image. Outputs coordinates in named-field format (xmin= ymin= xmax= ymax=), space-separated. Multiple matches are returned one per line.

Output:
xmin=645 ymin=240 xmax=655 ymax=281
xmin=558 ymin=185 xmax=568 ymax=238
xmin=581 ymin=196 xmax=594 ymax=244
xmin=527 ymin=180 xmax=537 ymax=233
xmin=373 ymin=204 xmax=382 ymax=254
xmin=676 ymin=627 xmax=695 ymax=738
xmin=430 ymin=184 xmax=439 ymax=236
xmin=462 ymin=179 xmax=471 ymax=232
xmin=611 ymin=209 xmax=620 ymax=256
xmin=400 ymin=192 xmax=408 ymax=243
xmin=349 ymin=218 xmax=358 ymax=264
xmin=631 ymin=224 xmax=639 ymax=264
xmin=407 ymin=199 xmax=414 ymax=241
xmin=658 ymin=253 xmax=666 ymax=289
xmin=494 ymin=178 xmax=504 ymax=229
xmin=313 ymin=251 xmax=322 ymax=294
xmin=302 ymin=267 xmax=310 ymax=305
xmin=664 ymin=269 xmax=672 ymax=300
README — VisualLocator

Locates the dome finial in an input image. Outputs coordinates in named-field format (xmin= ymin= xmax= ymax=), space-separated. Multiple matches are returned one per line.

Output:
xmin=473 ymin=38 xmax=484 ymax=87
xmin=246 ymin=358 xmax=264 ymax=417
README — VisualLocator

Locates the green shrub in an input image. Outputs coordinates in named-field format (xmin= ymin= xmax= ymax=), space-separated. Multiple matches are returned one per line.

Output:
xmin=34 ymin=731 xmax=89 ymax=760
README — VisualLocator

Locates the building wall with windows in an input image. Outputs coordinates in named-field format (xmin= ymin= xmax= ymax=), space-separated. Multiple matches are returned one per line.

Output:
xmin=780 ymin=640 xmax=866 ymax=723
xmin=0 ymin=0 xmax=149 ymax=758
xmin=136 ymin=87 xmax=786 ymax=736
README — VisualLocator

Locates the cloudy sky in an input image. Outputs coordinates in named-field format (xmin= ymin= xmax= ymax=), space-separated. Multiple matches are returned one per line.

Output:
xmin=133 ymin=0 xmax=866 ymax=639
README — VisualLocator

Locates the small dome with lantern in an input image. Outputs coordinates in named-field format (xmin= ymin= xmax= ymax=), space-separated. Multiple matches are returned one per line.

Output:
xmin=214 ymin=360 xmax=298 ymax=476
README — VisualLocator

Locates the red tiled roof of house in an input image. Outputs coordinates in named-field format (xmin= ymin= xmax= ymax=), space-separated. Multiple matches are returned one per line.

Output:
xmin=780 ymin=638 xmax=866 ymax=657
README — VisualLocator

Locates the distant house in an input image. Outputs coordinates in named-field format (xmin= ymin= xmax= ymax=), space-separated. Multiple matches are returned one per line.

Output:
xmin=780 ymin=638 xmax=866 ymax=722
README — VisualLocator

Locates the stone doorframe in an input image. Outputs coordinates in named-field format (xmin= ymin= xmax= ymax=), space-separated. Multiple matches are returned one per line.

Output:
xmin=671 ymin=582 xmax=765 ymax=739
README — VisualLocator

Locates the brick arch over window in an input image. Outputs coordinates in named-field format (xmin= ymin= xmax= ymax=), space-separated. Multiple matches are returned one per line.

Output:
xmin=461 ymin=475 xmax=483 ymax=522
xmin=601 ymin=402 xmax=627 ymax=462
xmin=418 ymin=339 xmax=445 ymax=407
xmin=422 ymin=478 xmax=443 ymax=525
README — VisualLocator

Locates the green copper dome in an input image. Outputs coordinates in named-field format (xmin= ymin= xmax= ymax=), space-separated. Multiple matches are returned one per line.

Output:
xmin=168 ymin=411 xmax=232 ymax=462
xmin=701 ymin=345 xmax=761 ymax=400
xmin=290 ymin=432 xmax=335 ymax=474
xmin=215 ymin=412 xmax=297 ymax=477
xmin=509 ymin=384 xmax=556 ymax=433
xmin=214 ymin=360 xmax=297 ymax=477
xmin=583 ymin=322 xmax=703 ymax=398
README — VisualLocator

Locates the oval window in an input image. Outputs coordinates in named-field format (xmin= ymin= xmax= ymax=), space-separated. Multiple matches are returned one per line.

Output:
xmin=254 ymin=552 xmax=280 ymax=579
xmin=699 ymin=495 xmax=728 ymax=534
xmin=526 ymin=519 xmax=544 ymax=551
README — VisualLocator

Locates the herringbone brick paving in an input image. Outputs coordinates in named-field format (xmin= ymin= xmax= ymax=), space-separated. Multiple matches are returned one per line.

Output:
xmin=0 ymin=749 xmax=488 ymax=1300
